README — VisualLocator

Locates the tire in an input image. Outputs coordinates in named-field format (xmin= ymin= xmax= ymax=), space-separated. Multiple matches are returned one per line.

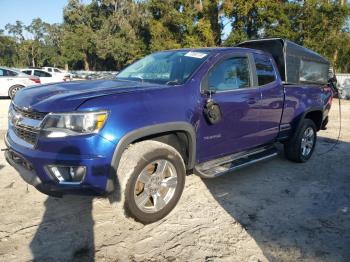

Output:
xmin=284 ymin=119 xmax=317 ymax=163
xmin=8 ymin=85 xmax=24 ymax=99
xmin=116 ymin=140 xmax=186 ymax=224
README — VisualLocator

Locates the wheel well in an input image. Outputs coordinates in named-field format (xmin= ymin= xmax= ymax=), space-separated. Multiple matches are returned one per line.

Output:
xmin=134 ymin=131 xmax=190 ymax=167
xmin=305 ymin=110 xmax=323 ymax=131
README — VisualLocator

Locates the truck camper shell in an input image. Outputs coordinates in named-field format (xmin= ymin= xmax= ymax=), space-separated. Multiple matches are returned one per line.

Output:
xmin=237 ymin=38 xmax=330 ymax=85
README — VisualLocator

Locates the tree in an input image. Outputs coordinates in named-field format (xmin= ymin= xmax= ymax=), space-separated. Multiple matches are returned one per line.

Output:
xmin=4 ymin=21 xmax=30 ymax=67
xmin=1 ymin=0 xmax=350 ymax=72
xmin=94 ymin=0 xmax=148 ymax=69
xmin=25 ymin=18 xmax=50 ymax=67
xmin=42 ymin=24 xmax=65 ymax=68
xmin=145 ymin=0 xmax=224 ymax=51
xmin=222 ymin=0 xmax=350 ymax=72
xmin=62 ymin=0 xmax=104 ymax=70
xmin=0 ymin=35 xmax=17 ymax=66
xmin=5 ymin=20 xmax=25 ymax=42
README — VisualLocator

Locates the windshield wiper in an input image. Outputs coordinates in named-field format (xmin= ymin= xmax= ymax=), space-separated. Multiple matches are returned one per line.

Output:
xmin=166 ymin=80 xmax=182 ymax=85
xmin=116 ymin=77 xmax=145 ymax=83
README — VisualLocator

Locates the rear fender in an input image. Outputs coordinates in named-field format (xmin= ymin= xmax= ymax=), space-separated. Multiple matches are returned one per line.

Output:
xmin=291 ymin=107 xmax=323 ymax=138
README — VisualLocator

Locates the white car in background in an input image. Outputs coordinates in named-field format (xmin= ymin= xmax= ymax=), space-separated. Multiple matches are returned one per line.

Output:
xmin=21 ymin=68 xmax=66 ymax=84
xmin=0 ymin=67 xmax=40 ymax=99
xmin=42 ymin=67 xmax=71 ymax=80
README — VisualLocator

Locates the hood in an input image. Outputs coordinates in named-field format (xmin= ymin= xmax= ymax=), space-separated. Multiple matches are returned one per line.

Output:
xmin=13 ymin=80 xmax=164 ymax=112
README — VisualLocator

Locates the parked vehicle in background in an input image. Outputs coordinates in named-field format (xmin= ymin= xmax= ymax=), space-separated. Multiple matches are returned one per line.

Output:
xmin=338 ymin=78 xmax=350 ymax=99
xmin=70 ymin=71 xmax=119 ymax=80
xmin=333 ymin=73 xmax=350 ymax=99
xmin=21 ymin=68 xmax=65 ymax=84
xmin=5 ymin=38 xmax=333 ymax=223
xmin=41 ymin=67 xmax=71 ymax=80
xmin=0 ymin=67 xmax=40 ymax=99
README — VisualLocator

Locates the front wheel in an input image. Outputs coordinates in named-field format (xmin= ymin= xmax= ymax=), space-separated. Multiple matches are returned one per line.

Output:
xmin=8 ymin=85 xmax=24 ymax=99
xmin=284 ymin=119 xmax=317 ymax=163
xmin=116 ymin=140 xmax=186 ymax=224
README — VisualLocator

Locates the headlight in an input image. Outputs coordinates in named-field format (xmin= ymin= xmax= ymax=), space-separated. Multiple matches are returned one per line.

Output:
xmin=41 ymin=111 xmax=108 ymax=138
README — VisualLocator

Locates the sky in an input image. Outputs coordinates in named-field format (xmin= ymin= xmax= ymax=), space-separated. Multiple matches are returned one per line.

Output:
xmin=0 ymin=0 xmax=69 ymax=31
xmin=0 ymin=0 xmax=92 ymax=32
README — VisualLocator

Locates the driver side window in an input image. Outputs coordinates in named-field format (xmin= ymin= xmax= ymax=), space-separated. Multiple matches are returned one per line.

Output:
xmin=208 ymin=57 xmax=251 ymax=91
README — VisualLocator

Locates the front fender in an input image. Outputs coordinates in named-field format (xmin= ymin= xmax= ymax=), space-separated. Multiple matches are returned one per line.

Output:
xmin=110 ymin=122 xmax=197 ymax=171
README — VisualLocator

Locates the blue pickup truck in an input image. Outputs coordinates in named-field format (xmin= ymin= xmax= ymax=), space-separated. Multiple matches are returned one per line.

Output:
xmin=5 ymin=38 xmax=333 ymax=223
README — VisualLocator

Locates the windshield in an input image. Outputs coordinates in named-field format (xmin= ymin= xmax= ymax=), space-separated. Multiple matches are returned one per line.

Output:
xmin=116 ymin=50 xmax=210 ymax=85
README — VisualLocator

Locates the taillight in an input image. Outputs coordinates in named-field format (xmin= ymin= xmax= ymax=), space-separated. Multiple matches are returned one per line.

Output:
xmin=30 ymin=77 xmax=41 ymax=84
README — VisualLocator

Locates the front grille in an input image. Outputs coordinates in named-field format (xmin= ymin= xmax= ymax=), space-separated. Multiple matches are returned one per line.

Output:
xmin=13 ymin=125 xmax=39 ymax=145
xmin=10 ymin=104 xmax=47 ymax=146
xmin=13 ymin=106 xmax=47 ymax=120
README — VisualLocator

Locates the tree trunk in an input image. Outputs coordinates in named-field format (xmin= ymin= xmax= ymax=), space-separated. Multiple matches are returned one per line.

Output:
xmin=208 ymin=0 xmax=221 ymax=46
xmin=333 ymin=49 xmax=338 ymax=67
xmin=65 ymin=63 xmax=69 ymax=71
xmin=31 ymin=46 xmax=35 ymax=67
xmin=84 ymin=53 xmax=90 ymax=71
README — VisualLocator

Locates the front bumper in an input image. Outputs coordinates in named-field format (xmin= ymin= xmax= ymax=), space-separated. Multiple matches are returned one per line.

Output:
xmin=4 ymin=132 xmax=117 ymax=196
xmin=4 ymin=149 xmax=64 ymax=197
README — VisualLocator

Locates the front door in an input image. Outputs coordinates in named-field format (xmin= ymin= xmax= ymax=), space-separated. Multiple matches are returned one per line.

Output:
xmin=197 ymin=54 xmax=262 ymax=163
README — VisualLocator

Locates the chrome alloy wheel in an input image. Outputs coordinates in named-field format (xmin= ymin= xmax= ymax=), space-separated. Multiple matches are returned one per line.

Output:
xmin=134 ymin=159 xmax=178 ymax=213
xmin=301 ymin=127 xmax=315 ymax=157
xmin=10 ymin=86 xmax=20 ymax=98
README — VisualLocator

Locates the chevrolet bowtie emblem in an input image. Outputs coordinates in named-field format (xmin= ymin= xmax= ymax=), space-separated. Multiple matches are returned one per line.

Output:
xmin=21 ymin=106 xmax=32 ymax=112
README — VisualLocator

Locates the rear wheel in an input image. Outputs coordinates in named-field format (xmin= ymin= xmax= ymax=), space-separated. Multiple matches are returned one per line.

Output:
xmin=116 ymin=140 xmax=186 ymax=224
xmin=8 ymin=85 xmax=24 ymax=99
xmin=284 ymin=119 xmax=317 ymax=163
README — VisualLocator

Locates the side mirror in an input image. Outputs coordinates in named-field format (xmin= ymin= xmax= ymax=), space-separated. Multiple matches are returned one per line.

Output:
xmin=203 ymin=89 xmax=222 ymax=125
xmin=203 ymin=99 xmax=222 ymax=124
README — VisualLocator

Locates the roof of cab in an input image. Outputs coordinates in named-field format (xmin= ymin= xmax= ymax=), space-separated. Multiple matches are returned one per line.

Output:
xmin=158 ymin=46 xmax=268 ymax=55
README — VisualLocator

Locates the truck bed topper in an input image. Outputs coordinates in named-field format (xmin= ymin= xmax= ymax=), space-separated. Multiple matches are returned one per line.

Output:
xmin=237 ymin=38 xmax=330 ymax=85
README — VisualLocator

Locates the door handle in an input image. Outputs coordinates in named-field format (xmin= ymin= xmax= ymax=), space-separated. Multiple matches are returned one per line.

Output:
xmin=248 ymin=97 xmax=256 ymax=104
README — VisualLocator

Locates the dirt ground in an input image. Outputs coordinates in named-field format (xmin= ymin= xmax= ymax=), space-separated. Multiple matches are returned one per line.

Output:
xmin=0 ymin=98 xmax=349 ymax=262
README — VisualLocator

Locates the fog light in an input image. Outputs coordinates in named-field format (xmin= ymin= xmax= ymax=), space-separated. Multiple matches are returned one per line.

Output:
xmin=46 ymin=165 xmax=86 ymax=184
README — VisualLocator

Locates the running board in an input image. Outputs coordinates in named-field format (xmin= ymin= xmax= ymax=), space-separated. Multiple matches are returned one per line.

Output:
xmin=195 ymin=146 xmax=278 ymax=178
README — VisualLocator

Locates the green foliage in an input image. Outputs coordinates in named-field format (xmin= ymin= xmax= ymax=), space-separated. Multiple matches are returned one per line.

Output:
xmin=94 ymin=0 xmax=147 ymax=68
xmin=1 ymin=0 xmax=350 ymax=72
xmin=0 ymin=35 xmax=17 ymax=66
